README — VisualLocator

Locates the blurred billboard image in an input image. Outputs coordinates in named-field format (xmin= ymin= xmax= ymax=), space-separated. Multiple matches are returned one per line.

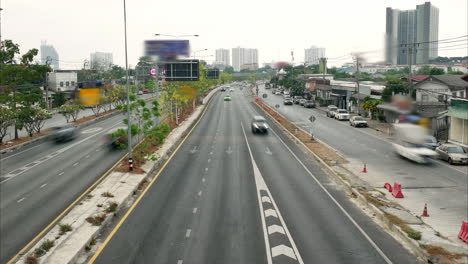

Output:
xmin=144 ymin=40 xmax=190 ymax=61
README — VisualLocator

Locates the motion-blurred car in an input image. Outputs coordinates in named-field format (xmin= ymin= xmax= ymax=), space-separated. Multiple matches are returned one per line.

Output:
xmin=251 ymin=116 xmax=269 ymax=134
xmin=224 ymin=95 xmax=231 ymax=101
xmin=51 ymin=125 xmax=79 ymax=142
xmin=349 ymin=116 xmax=368 ymax=127
xmin=335 ymin=109 xmax=349 ymax=120
xmin=326 ymin=105 xmax=338 ymax=118
xmin=423 ymin=136 xmax=439 ymax=150
xmin=436 ymin=144 xmax=468 ymax=165
xmin=293 ymin=96 xmax=303 ymax=104
xmin=283 ymin=98 xmax=293 ymax=105
xmin=303 ymin=100 xmax=315 ymax=108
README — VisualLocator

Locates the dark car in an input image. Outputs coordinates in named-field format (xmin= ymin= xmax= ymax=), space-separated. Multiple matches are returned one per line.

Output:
xmin=220 ymin=87 xmax=226 ymax=92
xmin=293 ymin=96 xmax=303 ymax=104
xmin=423 ymin=136 xmax=439 ymax=150
xmin=303 ymin=100 xmax=315 ymax=108
xmin=283 ymin=98 xmax=293 ymax=105
xmin=251 ymin=116 xmax=269 ymax=134
xmin=51 ymin=125 xmax=79 ymax=142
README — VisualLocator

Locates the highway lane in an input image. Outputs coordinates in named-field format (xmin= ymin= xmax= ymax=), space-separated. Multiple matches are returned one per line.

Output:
xmin=91 ymin=88 xmax=417 ymax=264
xmin=0 ymin=112 xmax=128 ymax=263
xmin=257 ymin=85 xmax=467 ymax=240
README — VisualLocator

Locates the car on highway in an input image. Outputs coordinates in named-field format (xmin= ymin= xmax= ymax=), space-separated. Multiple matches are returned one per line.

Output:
xmin=251 ymin=116 xmax=269 ymax=134
xmin=349 ymin=116 xmax=368 ymax=127
xmin=423 ymin=136 xmax=439 ymax=150
xmin=293 ymin=96 xmax=303 ymax=104
xmin=335 ymin=109 xmax=350 ymax=121
xmin=435 ymin=144 xmax=468 ymax=165
xmin=230 ymin=88 xmax=234 ymax=92
xmin=224 ymin=95 xmax=231 ymax=101
xmin=303 ymin=100 xmax=315 ymax=108
xmin=283 ymin=98 xmax=293 ymax=105
xmin=51 ymin=125 xmax=79 ymax=142
xmin=326 ymin=105 xmax=338 ymax=118
xmin=298 ymin=99 xmax=306 ymax=106
xmin=221 ymin=87 xmax=226 ymax=92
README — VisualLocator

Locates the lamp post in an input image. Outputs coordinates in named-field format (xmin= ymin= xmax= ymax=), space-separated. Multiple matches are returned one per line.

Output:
xmin=192 ymin=48 xmax=208 ymax=59
xmin=123 ymin=0 xmax=133 ymax=171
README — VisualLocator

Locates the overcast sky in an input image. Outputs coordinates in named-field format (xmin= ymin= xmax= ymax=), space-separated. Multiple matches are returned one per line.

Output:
xmin=2 ymin=0 xmax=467 ymax=69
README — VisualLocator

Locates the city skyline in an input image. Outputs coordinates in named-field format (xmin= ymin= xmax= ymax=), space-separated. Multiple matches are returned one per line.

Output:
xmin=2 ymin=0 xmax=466 ymax=69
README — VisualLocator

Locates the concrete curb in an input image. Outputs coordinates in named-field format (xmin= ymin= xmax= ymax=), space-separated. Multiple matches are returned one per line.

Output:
xmin=254 ymin=102 xmax=429 ymax=262
xmin=15 ymin=96 xmax=213 ymax=264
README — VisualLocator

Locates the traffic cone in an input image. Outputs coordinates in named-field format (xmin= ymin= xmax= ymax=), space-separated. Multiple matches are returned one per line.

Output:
xmin=362 ymin=164 xmax=367 ymax=173
xmin=421 ymin=204 xmax=429 ymax=217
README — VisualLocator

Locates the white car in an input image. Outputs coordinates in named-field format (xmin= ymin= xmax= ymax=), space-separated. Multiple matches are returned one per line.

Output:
xmin=275 ymin=91 xmax=282 ymax=95
xmin=349 ymin=116 xmax=368 ymax=127
xmin=334 ymin=109 xmax=350 ymax=120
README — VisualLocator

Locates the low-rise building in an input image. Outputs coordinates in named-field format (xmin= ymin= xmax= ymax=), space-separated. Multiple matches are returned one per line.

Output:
xmin=448 ymin=99 xmax=468 ymax=147
xmin=415 ymin=75 xmax=467 ymax=103
xmin=47 ymin=71 xmax=78 ymax=93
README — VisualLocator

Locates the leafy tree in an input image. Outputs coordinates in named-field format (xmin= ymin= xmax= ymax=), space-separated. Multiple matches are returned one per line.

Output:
xmin=224 ymin=66 xmax=234 ymax=74
xmin=52 ymin=92 xmax=67 ymax=108
xmin=0 ymin=107 xmax=15 ymax=143
xmin=334 ymin=72 xmax=352 ymax=79
xmin=429 ymin=67 xmax=445 ymax=75
xmin=382 ymin=79 xmax=409 ymax=102
xmin=58 ymin=100 xmax=83 ymax=122
xmin=362 ymin=98 xmax=382 ymax=119
xmin=448 ymin=71 xmax=464 ymax=75
xmin=416 ymin=65 xmax=432 ymax=75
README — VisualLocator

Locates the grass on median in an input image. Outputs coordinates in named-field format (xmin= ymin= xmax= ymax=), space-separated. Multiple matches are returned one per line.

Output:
xmin=25 ymin=255 xmax=38 ymax=264
xmin=420 ymin=244 xmax=465 ymax=260
xmin=59 ymin=223 xmax=72 ymax=235
xmin=86 ymin=214 xmax=107 ymax=226
xmin=384 ymin=213 xmax=421 ymax=240
xmin=105 ymin=201 xmax=118 ymax=213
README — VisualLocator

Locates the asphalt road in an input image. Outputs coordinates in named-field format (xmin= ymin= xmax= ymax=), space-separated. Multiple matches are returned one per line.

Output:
xmin=0 ymin=111 xmax=133 ymax=263
xmin=91 ymin=88 xmax=417 ymax=264
xmin=257 ymin=85 xmax=467 ymax=240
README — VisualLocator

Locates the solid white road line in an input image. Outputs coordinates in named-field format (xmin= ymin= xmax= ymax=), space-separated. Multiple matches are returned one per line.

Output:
xmin=0 ymin=142 xmax=46 ymax=161
xmin=59 ymin=172 xmax=64 ymax=176
xmin=40 ymin=183 xmax=47 ymax=189
xmin=17 ymin=197 xmax=25 ymax=203
xmin=185 ymin=229 xmax=191 ymax=238
xmin=73 ymin=162 xmax=79 ymax=167
xmin=202 ymin=178 xmax=205 ymax=183
xmin=198 ymin=191 xmax=202 ymax=196
xmin=193 ymin=208 xmax=197 ymax=214
xmin=268 ymin=127 xmax=393 ymax=264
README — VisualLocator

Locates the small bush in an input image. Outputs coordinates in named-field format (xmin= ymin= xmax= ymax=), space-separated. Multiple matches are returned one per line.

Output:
xmin=90 ymin=238 xmax=97 ymax=246
xmin=86 ymin=194 xmax=94 ymax=200
xmin=403 ymin=228 xmax=421 ymax=240
xmin=25 ymin=255 xmax=38 ymax=264
xmin=40 ymin=239 xmax=54 ymax=252
xmin=86 ymin=214 xmax=106 ymax=226
xmin=59 ymin=224 xmax=72 ymax=234
xmin=101 ymin=192 xmax=114 ymax=198
xmin=33 ymin=248 xmax=46 ymax=257
xmin=105 ymin=202 xmax=118 ymax=213
xmin=97 ymin=204 xmax=103 ymax=207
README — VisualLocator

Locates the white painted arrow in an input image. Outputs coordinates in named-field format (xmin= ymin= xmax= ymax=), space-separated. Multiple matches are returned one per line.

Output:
xmin=264 ymin=209 xmax=278 ymax=218
xmin=226 ymin=146 xmax=233 ymax=154
xmin=271 ymin=244 xmax=297 ymax=260
xmin=265 ymin=147 xmax=273 ymax=155
xmin=268 ymin=225 xmax=285 ymax=235
xmin=189 ymin=146 xmax=198 ymax=154
xmin=261 ymin=196 xmax=272 ymax=203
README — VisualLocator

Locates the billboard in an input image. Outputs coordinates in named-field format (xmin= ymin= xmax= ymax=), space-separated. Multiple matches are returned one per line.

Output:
xmin=144 ymin=40 xmax=190 ymax=61
xmin=163 ymin=60 xmax=199 ymax=81
xmin=206 ymin=69 xmax=220 ymax=79
xmin=79 ymin=88 xmax=102 ymax=106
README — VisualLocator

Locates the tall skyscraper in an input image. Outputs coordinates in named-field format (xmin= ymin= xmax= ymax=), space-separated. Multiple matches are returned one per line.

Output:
xmin=215 ymin=49 xmax=230 ymax=66
xmin=40 ymin=41 xmax=59 ymax=70
xmin=304 ymin=46 xmax=325 ymax=65
xmin=232 ymin=47 xmax=258 ymax=71
xmin=90 ymin=52 xmax=113 ymax=72
xmin=385 ymin=2 xmax=439 ymax=65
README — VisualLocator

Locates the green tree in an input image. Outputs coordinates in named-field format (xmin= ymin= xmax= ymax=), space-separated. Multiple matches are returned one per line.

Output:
xmin=382 ymin=79 xmax=409 ymax=102
xmin=0 ymin=106 xmax=15 ymax=143
xmin=429 ymin=67 xmax=445 ymax=75
xmin=416 ymin=65 xmax=431 ymax=75
xmin=52 ymin=92 xmax=67 ymax=108
xmin=334 ymin=71 xmax=352 ymax=79
xmin=224 ymin=66 xmax=234 ymax=74
xmin=58 ymin=100 xmax=83 ymax=123
xmin=447 ymin=71 xmax=464 ymax=75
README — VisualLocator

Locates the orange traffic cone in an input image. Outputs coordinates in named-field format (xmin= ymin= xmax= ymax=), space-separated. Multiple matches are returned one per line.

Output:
xmin=421 ymin=203 xmax=429 ymax=217
xmin=362 ymin=164 xmax=367 ymax=173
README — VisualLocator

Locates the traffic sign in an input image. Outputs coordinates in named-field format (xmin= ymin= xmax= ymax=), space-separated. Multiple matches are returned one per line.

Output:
xmin=309 ymin=115 xmax=316 ymax=122
xmin=150 ymin=68 xmax=157 ymax=76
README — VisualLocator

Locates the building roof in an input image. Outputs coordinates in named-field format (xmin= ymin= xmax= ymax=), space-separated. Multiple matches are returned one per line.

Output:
xmin=415 ymin=75 xmax=468 ymax=91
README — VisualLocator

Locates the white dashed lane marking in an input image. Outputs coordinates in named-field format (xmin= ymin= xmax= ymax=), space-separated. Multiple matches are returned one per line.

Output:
xmin=185 ymin=229 xmax=191 ymax=238
xmin=17 ymin=197 xmax=25 ymax=203
xmin=40 ymin=183 xmax=47 ymax=189
xmin=193 ymin=208 xmax=197 ymax=214
xmin=59 ymin=172 xmax=64 ymax=176
xmin=73 ymin=162 xmax=79 ymax=167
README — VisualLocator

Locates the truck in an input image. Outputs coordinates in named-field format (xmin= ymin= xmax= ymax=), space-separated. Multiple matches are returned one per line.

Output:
xmin=392 ymin=123 xmax=437 ymax=163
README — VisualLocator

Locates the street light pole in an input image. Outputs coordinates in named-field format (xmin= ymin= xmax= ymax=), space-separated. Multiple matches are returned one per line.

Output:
xmin=123 ymin=0 xmax=133 ymax=171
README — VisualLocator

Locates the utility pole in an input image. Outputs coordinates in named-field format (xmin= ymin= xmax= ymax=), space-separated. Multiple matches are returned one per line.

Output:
xmin=123 ymin=0 xmax=133 ymax=171
xmin=354 ymin=55 xmax=361 ymax=115
xmin=45 ymin=56 xmax=52 ymax=110
xmin=407 ymin=44 xmax=415 ymax=97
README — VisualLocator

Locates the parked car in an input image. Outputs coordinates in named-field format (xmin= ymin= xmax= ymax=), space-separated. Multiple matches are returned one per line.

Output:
xmin=435 ymin=144 xmax=468 ymax=165
xmin=423 ymin=136 xmax=439 ymax=150
xmin=138 ymin=90 xmax=143 ymax=95
xmin=349 ymin=116 xmax=368 ymax=127
xmin=335 ymin=109 xmax=350 ymax=121
xmin=283 ymin=91 xmax=290 ymax=96
xmin=251 ymin=116 xmax=269 ymax=134
xmin=293 ymin=96 xmax=303 ymax=104
xmin=298 ymin=99 xmax=306 ymax=106
xmin=51 ymin=125 xmax=79 ymax=142
xmin=326 ymin=105 xmax=338 ymax=118
xmin=303 ymin=100 xmax=315 ymax=108
xmin=275 ymin=91 xmax=282 ymax=95
xmin=143 ymin=88 xmax=149 ymax=93
xmin=271 ymin=89 xmax=277 ymax=94
xmin=283 ymin=98 xmax=293 ymax=105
